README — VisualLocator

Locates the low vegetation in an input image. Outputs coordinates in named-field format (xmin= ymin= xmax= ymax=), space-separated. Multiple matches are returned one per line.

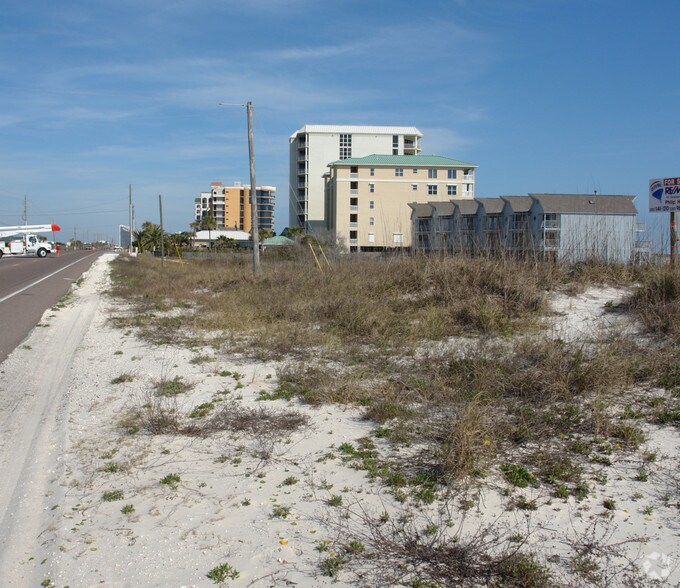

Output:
xmin=108 ymin=250 xmax=680 ymax=586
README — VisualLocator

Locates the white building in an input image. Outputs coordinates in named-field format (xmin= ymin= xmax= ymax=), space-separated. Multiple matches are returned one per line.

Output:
xmin=289 ymin=125 xmax=422 ymax=231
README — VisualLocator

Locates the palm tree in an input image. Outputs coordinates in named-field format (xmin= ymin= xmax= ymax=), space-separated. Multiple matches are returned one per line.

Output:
xmin=137 ymin=221 xmax=164 ymax=253
xmin=215 ymin=235 xmax=236 ymax=250
xmin=200 ymin=215 xmax=217 ymax=251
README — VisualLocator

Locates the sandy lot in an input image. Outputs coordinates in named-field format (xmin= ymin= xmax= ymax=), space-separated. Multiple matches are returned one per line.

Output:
xmin=0 ymin=254 xmax=677 ymax=587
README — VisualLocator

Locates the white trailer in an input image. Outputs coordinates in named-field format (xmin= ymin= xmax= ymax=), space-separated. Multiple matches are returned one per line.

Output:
xmin=0 ymin=224 xmax=61 ymax=258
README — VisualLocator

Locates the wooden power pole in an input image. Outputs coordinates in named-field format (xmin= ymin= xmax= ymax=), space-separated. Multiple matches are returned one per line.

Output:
xmin=159 ymin=194 xmax=165 ymax=265
xmin=671 ymin=211 xmax=677 ymax=269
xmin=128 ymin=184 xmax=133 ymax=254
xmin=247 ymin=101 xmax=260 ymax=275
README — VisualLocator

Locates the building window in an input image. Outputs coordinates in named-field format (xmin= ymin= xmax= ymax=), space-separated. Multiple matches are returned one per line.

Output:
xmin=447 ymin=185 xmax=457 ymax=196
xmin=428 ymin=169 xmax=438 ymax=179
xmin=369 ymin=217 xmax=375 ymax=226
xmin=350 ymin=197 xmax=358 ymax=206
xmin=370 ymin=167 xmax=375 ymax=176
xmin=392 ymin=135 xmax=398 ymax=155
xmin=368 ymin=232 xmax=375 ymax=243
xmin=370 ymin=200 xmax=375 ymax=209
xmin=395 ymin=168 xmax=404 ymax=176
xmin=339 ymin=133 xmax=352 ymax=159
xmin=428 ymin=185 xmax=438 ymax=195
xmin=448 ymin=169 xmax=457 ymax=179
xmin=369 ymin=183 xmax=375 ymax=193
xmin=393 ymin=233 xmax=403 ymax=244
xmin=413 ymin=168 xmax=418 ymax=174
xmin=411 ymin=184 xmax=418 ymax=191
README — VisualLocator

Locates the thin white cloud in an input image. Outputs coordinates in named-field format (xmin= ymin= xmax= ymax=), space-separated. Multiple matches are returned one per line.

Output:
xmin=0 ymin=114 xmax=23 ymax=128
xmin=419 ymin=127 xmax=477 ymax=156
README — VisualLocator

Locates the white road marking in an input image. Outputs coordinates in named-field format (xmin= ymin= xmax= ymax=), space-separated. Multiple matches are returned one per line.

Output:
xmin=0 ymin=254 xmax=97 ymax=303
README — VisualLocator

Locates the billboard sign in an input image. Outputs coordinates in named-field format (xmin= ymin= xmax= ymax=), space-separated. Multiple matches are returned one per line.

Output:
xmin=649 ymin=177 xmax=680 ymax=212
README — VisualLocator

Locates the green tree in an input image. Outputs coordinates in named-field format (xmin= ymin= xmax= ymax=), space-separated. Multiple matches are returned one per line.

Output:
xmin=214 ymin=235 xmax=237 ymax=250
xmin=199 ymin=215 xmax=217 ymax=250
xmin=136 ymin=221 xmax=165 ymax=253
xmin=258 ymin=228 xmax=275 ymax=240
xmin=282 ymin=226 xmax=305 ymax=239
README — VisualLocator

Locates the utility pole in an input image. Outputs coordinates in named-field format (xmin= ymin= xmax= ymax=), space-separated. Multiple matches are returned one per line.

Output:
xmin=128 ymin=184 xmax=133 ymax=254
xmin=22 ymin=196 xmax=27 ymax=226
xmin=159 ymin=194 xmax=165 ymax=266
xmin=247 ymin=101 xmax=260 ymax=275
xmin=671 ymin=211 xmax=677 ymax=269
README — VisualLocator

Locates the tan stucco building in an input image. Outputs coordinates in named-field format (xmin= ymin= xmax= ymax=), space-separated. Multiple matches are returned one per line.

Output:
xmin=289 ymin=125 xmax=422 ymax=231
xmin=194 ymin=182 xmax=275 ymax=233
xmin=325 ymin=155 xmax=476 ymax=251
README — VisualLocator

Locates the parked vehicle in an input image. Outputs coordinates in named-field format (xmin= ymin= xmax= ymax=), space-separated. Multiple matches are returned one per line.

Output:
xmin=0 ymin=224 xmax=61 ymax=258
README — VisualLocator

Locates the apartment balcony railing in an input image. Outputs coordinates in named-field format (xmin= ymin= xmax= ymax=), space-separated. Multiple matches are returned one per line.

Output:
xmin=350 ymin=204 xmax=358 ymax=212
xmin=297 ymin=181 xmax=307 ymax=189
xmin=349 ymin=238 xmax=358 ymax=246
xmin=462 ymin=175 xmax=474 ymax=181
xmin=349 ymin=222 xmax=358 ymax=229
xmin=463 ymin=191 xmax=474 ymax=198
xmin=350 ymin=188 xmax=358 ymax=195
xmin=350 ymin=173 xmax=358 ymax=179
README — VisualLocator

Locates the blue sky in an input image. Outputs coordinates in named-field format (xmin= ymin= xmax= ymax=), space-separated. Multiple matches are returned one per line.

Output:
xmin=1 ymin=0 xmax=679 ymax=243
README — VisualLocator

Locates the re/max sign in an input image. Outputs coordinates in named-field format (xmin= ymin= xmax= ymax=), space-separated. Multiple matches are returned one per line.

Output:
xmin=664 ymin=178 xmax=680 ymax=195
xmin=650 ymin=176 xmax=680 ymax=212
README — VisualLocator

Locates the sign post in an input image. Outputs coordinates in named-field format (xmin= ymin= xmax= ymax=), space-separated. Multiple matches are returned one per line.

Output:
xmin=649 ymin=177 xmax=680 ymax=266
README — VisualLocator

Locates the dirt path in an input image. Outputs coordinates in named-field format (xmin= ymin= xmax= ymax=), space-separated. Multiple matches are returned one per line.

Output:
xmin=0 ymin=254 xmax=107 ymax=585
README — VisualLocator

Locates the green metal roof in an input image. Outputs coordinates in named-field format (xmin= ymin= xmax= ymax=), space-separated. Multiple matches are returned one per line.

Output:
xmin=328 ymin=154 xmax=477 ymax=167
xmin=262 ymin=235 xmax=295 ymax=246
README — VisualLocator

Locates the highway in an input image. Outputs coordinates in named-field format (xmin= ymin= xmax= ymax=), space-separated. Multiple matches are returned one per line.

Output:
xmin=0 ymin=250 xmax=105 ymax=362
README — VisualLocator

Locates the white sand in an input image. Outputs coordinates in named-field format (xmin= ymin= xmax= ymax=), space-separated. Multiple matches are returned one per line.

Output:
xmin=0 ymin=255 xmax=677 ymax=587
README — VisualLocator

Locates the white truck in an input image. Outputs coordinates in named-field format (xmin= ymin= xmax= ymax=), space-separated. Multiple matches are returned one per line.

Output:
xmin=0 ymin=224 xmax=61 ymax=258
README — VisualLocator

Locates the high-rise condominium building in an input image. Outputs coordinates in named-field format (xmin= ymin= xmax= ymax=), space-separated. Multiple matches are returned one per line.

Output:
xmin=289 ymin=125 xmax=422 ymax=230
xmin=194 ymin=182 xmax=275 ymax=233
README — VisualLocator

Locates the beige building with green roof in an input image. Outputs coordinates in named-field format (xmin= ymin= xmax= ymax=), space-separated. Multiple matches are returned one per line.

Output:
xmin=289 ymin=125 xmax=422 ymax=231
xmin=324 ymin=154 xmax=476 ymax=251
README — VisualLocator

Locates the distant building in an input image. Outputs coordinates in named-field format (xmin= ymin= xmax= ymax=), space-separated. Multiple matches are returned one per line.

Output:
xmin=194 ymin=182 xmax=275 ymax=233
xmin=325 ymin=154 xmax=477 ymax=252
xmin=193 ymin=229 xmax=250 ymax=248
xmin=119 ymin=225 xmax=131 ymax=249
xmin=410 ymin=193 xmax=652 ymax=263
xmin=289 ymin=125 xmax=422 ymax=230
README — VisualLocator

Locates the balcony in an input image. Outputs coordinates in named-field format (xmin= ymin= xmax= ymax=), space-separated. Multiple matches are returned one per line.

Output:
xmin=350 ymin=204 xmax=358 ymax=212
xmin=349 ymin=238 xmax=358 ymax=246
xmin=297 ymin=181 xmax=307 ymax=189
xmin=462 ymin=174 xmax=474 ymax=182
xmin=298 ymin=152 xmax=307 ymax=162
xmin=350 ymin=172 xmax=358 ymax=179
xmin=349 ymin=222 xmax=358 ymax=229
xmin=542 ymin=221 xmax=560 ymax=229
xmin=350 ymin=188 xmax=358 ymax=195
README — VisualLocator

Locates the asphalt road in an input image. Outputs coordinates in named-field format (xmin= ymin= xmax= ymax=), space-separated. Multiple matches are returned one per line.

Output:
xmin=0 ymin=250 xmax=105 ymax=362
